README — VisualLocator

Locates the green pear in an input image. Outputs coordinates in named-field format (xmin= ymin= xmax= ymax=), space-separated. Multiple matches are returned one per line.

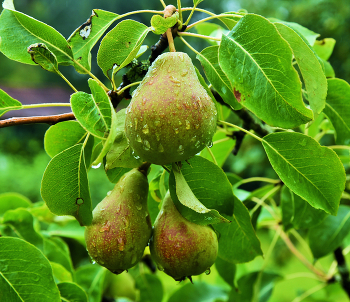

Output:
xmin=125 ymin=52 xmax=217 ymax=165
xmin=85 ymin=168 xmax=152 ymax=274
xmin=149 ymin=192 xmax=218 ymax=281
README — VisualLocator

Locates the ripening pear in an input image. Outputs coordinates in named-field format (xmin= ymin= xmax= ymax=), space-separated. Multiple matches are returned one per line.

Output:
xmin=85 ymin=167 xmax=152 ymax=274
xmin=149 ymin=192 xmax=218 ymax=281
xmin=125 ymin=52 xmax=217 ymax=165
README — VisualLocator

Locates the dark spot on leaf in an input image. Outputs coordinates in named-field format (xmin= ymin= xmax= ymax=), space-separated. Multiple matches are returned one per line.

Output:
xmin=76 ymin=198 xmax=84 ymax=205
xmin=233 ymin=87 xmax=241 ymax=102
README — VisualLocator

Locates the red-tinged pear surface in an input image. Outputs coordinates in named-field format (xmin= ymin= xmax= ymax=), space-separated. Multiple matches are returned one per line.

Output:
xmin=149 ymin=192 xmax=218 ymax=281
xmin=125 ymin=52 xmax=217 ymax=165
xmin=85 ymin=168 xmax=152 ymax=274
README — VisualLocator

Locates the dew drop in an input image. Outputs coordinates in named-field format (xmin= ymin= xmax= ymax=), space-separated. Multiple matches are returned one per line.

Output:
xmin=178 ymin=145 xmax=184 ymax=155
xmin=174 ymin=128 xmax=179 ymax=134
xmin=205 ymin=268 xmax=211 ymax=275
xmin=107 ymin=190 xmax=112 ymax=196
xmin=154 ymin=120 xmax=161 ymax=127
xmin=136 ymin=135 xmax=142 ymax=143
xmin=195 ymin=140 xmax=201 ymax=148
xmin=207 ymin=141 xmax=213 ymax=148
xmin=186 ymin=120 xmax=191 ymax=130
xmin=142 ymin=124 xmax=149 ymax=134
xmin=158 ymin=143 xmax=164 ymax=152
xmin=92 ymin=260 xmax=96 ymax=265
xmin=191 ymin=135 xmax=197 ymax=142
xmin=132 ymin=149 xmax=140 ymax=159
xmin=92 ymin=162 xmax=101 ymax=169
xmin=142 ymin=98 xmax=147 ymax=105
xmin=148 ymin=80 xmax=154 ymax=85
xmin=128 ymin=121 xmax=133 ymax=128
xmin=143 ymin=140 xmax=151 ymax=150
xmin=195 ymin=124 xmax=200 ymax=129
xmin=157 ymin=264 xmax=164 ymax=271
xmin=118 ymin=238 xmax=125 ymax=251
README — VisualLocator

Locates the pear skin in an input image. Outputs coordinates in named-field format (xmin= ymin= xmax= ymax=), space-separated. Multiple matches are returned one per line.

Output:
xmin=150 ymin=192 xmax=218 ymax=281
xmin=125 ymin=52 xmax=217 ymax=165
xmin=85 ymin=168 xmax=152 ymax=274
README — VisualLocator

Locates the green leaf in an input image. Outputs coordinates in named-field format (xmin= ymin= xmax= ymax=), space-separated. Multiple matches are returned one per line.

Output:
xmin=193 ymin=0 xmax=205 ymax=6
xmin=323 ymin=78 xmax=350 ymax=145
xmin=97 ymin=20 xmax=150 ymax=77
xmin=195 ymin=22 xmax=226 ymax=44
xmin=27 ymin=43 xmax=60 ymax=73
xmin=309 ymin=205 xmax=350 ymax=259
xmin=135 ymin=274 xmax=163 ymax=302
xmin=151 ymin=12 xmax=179 ymax=35
xmin=219 ymin=14 xmax=313 ymax=128
xmin=262 ymin=132 xmax=346 ymax=215
xmin=47 ymin=220 xmax=86 ymax=246
xmin=228 ymin=271 xmax=282 ymax=302
xmin=105 ymin=166 xmax=132 ymax=184
xmin=280 ymin=186 xmax=327 ymax=230
xmin=168 ymin=282 xmax=228 ymax=302
xmin=0 ymin=88 xmax=22 ymax=117
xmin=76 ymin=264 xmax=108 ymax=302
xmin=0 ymin=192 xmax=31 ymax=216
xmin=41 ymin=144 xmax=93 ymax=226
xmin=44 ymin=121 xmax=87 ymax=158
xmin=198 ymin=45 xmax=242 ymax=110
xmin=0 ymin=237 xmax=61 ymax=302
xmin=215 ymin=256 xmax=236 ymax=287
xmin=51 ymin=262 xmax=73 ymax=283
xmin=313 ymin=38 xmax=336 ymax=61
xmin=0 ymin=7 xmax=73 ymax=65
xmin=67 ymin=9 xmax=120 ymax=73
xmin=58 ymin=282 xmax=88 ymax=302
xmin=2 ymin=208 xmax=44 ymax=250
xmin=71 ymin=78 xmax=112 ymax=139
xmin=200 ymin=131 xmax=236 ymax=167
xmin=218 ymin=12 xmax=243 ymax=30
xmin=275 ymin=22 xmax=327 ymax=116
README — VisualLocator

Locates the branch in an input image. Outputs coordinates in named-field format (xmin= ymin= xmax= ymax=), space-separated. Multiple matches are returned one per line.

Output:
xmin=334 ymin=247 xmax=350 ymax=298
xmin=0 ymin=112 xmax=75 ymax=128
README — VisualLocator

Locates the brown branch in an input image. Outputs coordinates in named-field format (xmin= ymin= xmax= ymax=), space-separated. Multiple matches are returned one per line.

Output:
xmin=0 ymin=112 xmax=75 ymax=128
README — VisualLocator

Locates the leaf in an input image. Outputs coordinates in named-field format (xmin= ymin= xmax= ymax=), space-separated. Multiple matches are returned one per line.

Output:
xmin=97 ymin=20 xmax=150 ymax=77
xmin=58 ymin=282 xmax=88 ymax=302
xmin=0 ymin=192 xmax=31 ymax=216
xmin=262 ymin=132 xmax=346 ymax=215
xmin=151 ymin=12 xmax=179 ymax=35
xmin=67 ymin=9 xmax=120 ymax=73
xmin=323 ymin=78 xmax=350 ymax=145
xmin=105 ymin=166 xmax=132 ymax=184
xmin=76 ymin=264 xmax=108 ymax=302
xmin=0 ymin=88 xmax=22 ymax=117
xmin=198 ymin=45 xmax=242 ymax=110
xmin=309 ymin=205 xmax=350 ymax=259
xmin=41 ymin=144 xmax=93 ymax=226
xmin=44 ymin=121 xmax=87 ymax=158
xmin=280 ymin=186 xmax=327 ymax=230
xmin=3 ymin=0 xmax=15 ymax=10
xmin=313 ymin=38 xmax=336 ymax=61
xmin=50 ymin=262 xmax=73 ymax=283
xmin=275 ymin=22 xmax=327 ymax=116
xmin=219 ymin=14 xmax=313 ymax=128
xmin=2 ymin=208 xmax=44 ymax=250
xmin=218 ymin=12 xmax=243 ymax=30
xmin=0 ymin=237 xmax=61 ymax=302
xmin=135 ymin=274 xmax=163 ymax=302
xmin=0 ymin=7 xmax=73 ymax=65
xmin=193 ymin=0 xmax=205 ymax=6
xmin=195 ymin=22 xmax=226 ymax=44
xmin=168 ymin=282 xmax=228 ymax=302
xmin=47 ymin=220 xmax=86 ymax=246
xmin=215 ymin=257 xmax=236 ymax=287
xmin=27 ymin=43 xmax=60 ymax=73
xmin=71 ymin=79 xmax=112 ymax=139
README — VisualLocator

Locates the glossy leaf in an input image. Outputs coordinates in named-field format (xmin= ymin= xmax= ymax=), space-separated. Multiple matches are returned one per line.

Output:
xmin=97 ymin=20 xmax=150 ymax=77
xmin=151 ymin=12 xmax=179 ymax=35
xmin=193 ymin=0 xmax=204 ymax=5
xmin=27 ymin=43 xmax=60 ymax=73
xmin=262 ymin=132 xmax=346 ymax=215
xmin=71 ymin=79 xmax=112 ymax=140
xmin=323 ymin=78 xmax=350 ymax=145
xmin=195 ymin=23 xmax=226 ymax=45
xmin=275 ymin=22 xmax=327 ymax=115
xmin=68 ymin=9 xmax=120 ymax=73
xmin=0 ymin=237 xmax=61 ymax=302
xmin=313 ymin=38 xmax=336 ymax=61
xmin=44 ymin=121 xmax=87 ymax=158
xmin=58 ymin=282 xmax=88 ymax=302
xmin=0 ymin=192 xmax=31 ymax=216
xmin=0 ymin=88 xmax=22 ymax=117
xmin=50 ymin=262 xmax=73 ymax=283
xmin=0 ymin=6 xmax=73 ymax=65
xmin=135 ymin=274 xmax=163 ymax=302
xmin=168 ymin=282 xmax=228 ymax=302
xmin=219 ymin=14 xmax=313 ymax=128
xmin=215 ymin=256 xmax=236 ymax=287
xmin=309 ymin=205 xmax=350 ymax=259
xmin=41 ymin=144 xmax=92 ymax=226
xmin=280 ymin=186 xmax=327 ymax=230
xmin=198 ymin=45 xmax=242 ymax=110
xmin=47 ymin=220 xmax=86 ymax=246
xmin=3 ymin=208 xmax=44 ymax=250
xmin=218 ymin=12 xmax=243 ymax=30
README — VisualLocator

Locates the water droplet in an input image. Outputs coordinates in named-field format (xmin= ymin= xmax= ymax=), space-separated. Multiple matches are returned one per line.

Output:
xmin=142 ymin=124 xmax=149 ymax=134
xmin=167 ymin=66 xmax=172 ymax=73
xmin=154 ymin=120 xmax=161 ymax=127
xmin=142 ymin=98 xmax=147 ymax=105
xmin=107 ymin=190 xmax=112 ymax=196
xmin=148 ymin=80 xmax=154 ymax=85
xmin=122 ymin=217 xmax=129 ymax=227
xmin=158 ymin=143 xmax=164 ymax=152
xmin=181 ymin=70 xmax=188 ymax=77
xmin=195 ymin=124 xmax=200 ymax=129
xmin=132 ymin=150 xmax=140 ymax=159
xmin=140 ymin=116 xmax=143 ymax=122
xmin=191 ymin=136 xmax=197 ymax=142
xmin=205 ymin=268 xmax=211 ymax=275
xmin=92 ymin=260 xmax=96 ymax=265
xmin=136 ymin=135 xmax=142 ymax=143
xmin=92 ymin=241 xmax=96 ymax=247
xmin=157 ymin=264 xmax=164 ymax=271
xmin=195 ymin=140 xmax=201 ymax=148
xmin=178 ymin=145 xmax=184 ymax=155
xmin=174 ymin=128 xmax=179 ymax=134
xmin=186 ymin=120 xmax=191 ymax=130
xmin=134 ymin=118 xmax=138 ymax=130
xmin=99 ymin=221 xmax=110 ymax=233
xmin=118 ymin=238 xmax=125 ymax=251
xmin=128 ymin=121 xmax=133 ymax=128
xmin=207 ymin=141 xmax=213 ymax=148
xmin=143 ymin=140 xmax=150 ymax=150
xmin=155 ymin=133 xmax=161 ymax=141
xmin=92 ymin=162 xmax=101 ymax=169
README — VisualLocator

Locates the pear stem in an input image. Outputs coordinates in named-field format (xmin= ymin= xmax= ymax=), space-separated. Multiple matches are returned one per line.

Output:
xmin=138 ymin=162 xmax=152 ymax=176
xmin=166 ymin=29 xmax=176 ymax=52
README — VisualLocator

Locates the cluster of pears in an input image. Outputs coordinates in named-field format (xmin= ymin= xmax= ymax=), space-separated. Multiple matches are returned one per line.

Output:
xmin=125 ymin=51 xmax=218 ymax=165
xmin=85 ymin=167 xmax=218 ymax=280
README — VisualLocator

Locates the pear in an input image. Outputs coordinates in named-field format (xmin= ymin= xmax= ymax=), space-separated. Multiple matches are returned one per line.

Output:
xmin=125 ymin=52 xmax=217 ymax=165
xmin=149 ymin=192 xmax=218 ymax=281
xmin=85 ymin=167 xmax=152 ymax=274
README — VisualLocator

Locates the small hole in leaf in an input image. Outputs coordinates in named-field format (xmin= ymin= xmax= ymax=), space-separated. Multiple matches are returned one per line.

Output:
xmin=76 ymin=198 xmax=84 ymax=205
